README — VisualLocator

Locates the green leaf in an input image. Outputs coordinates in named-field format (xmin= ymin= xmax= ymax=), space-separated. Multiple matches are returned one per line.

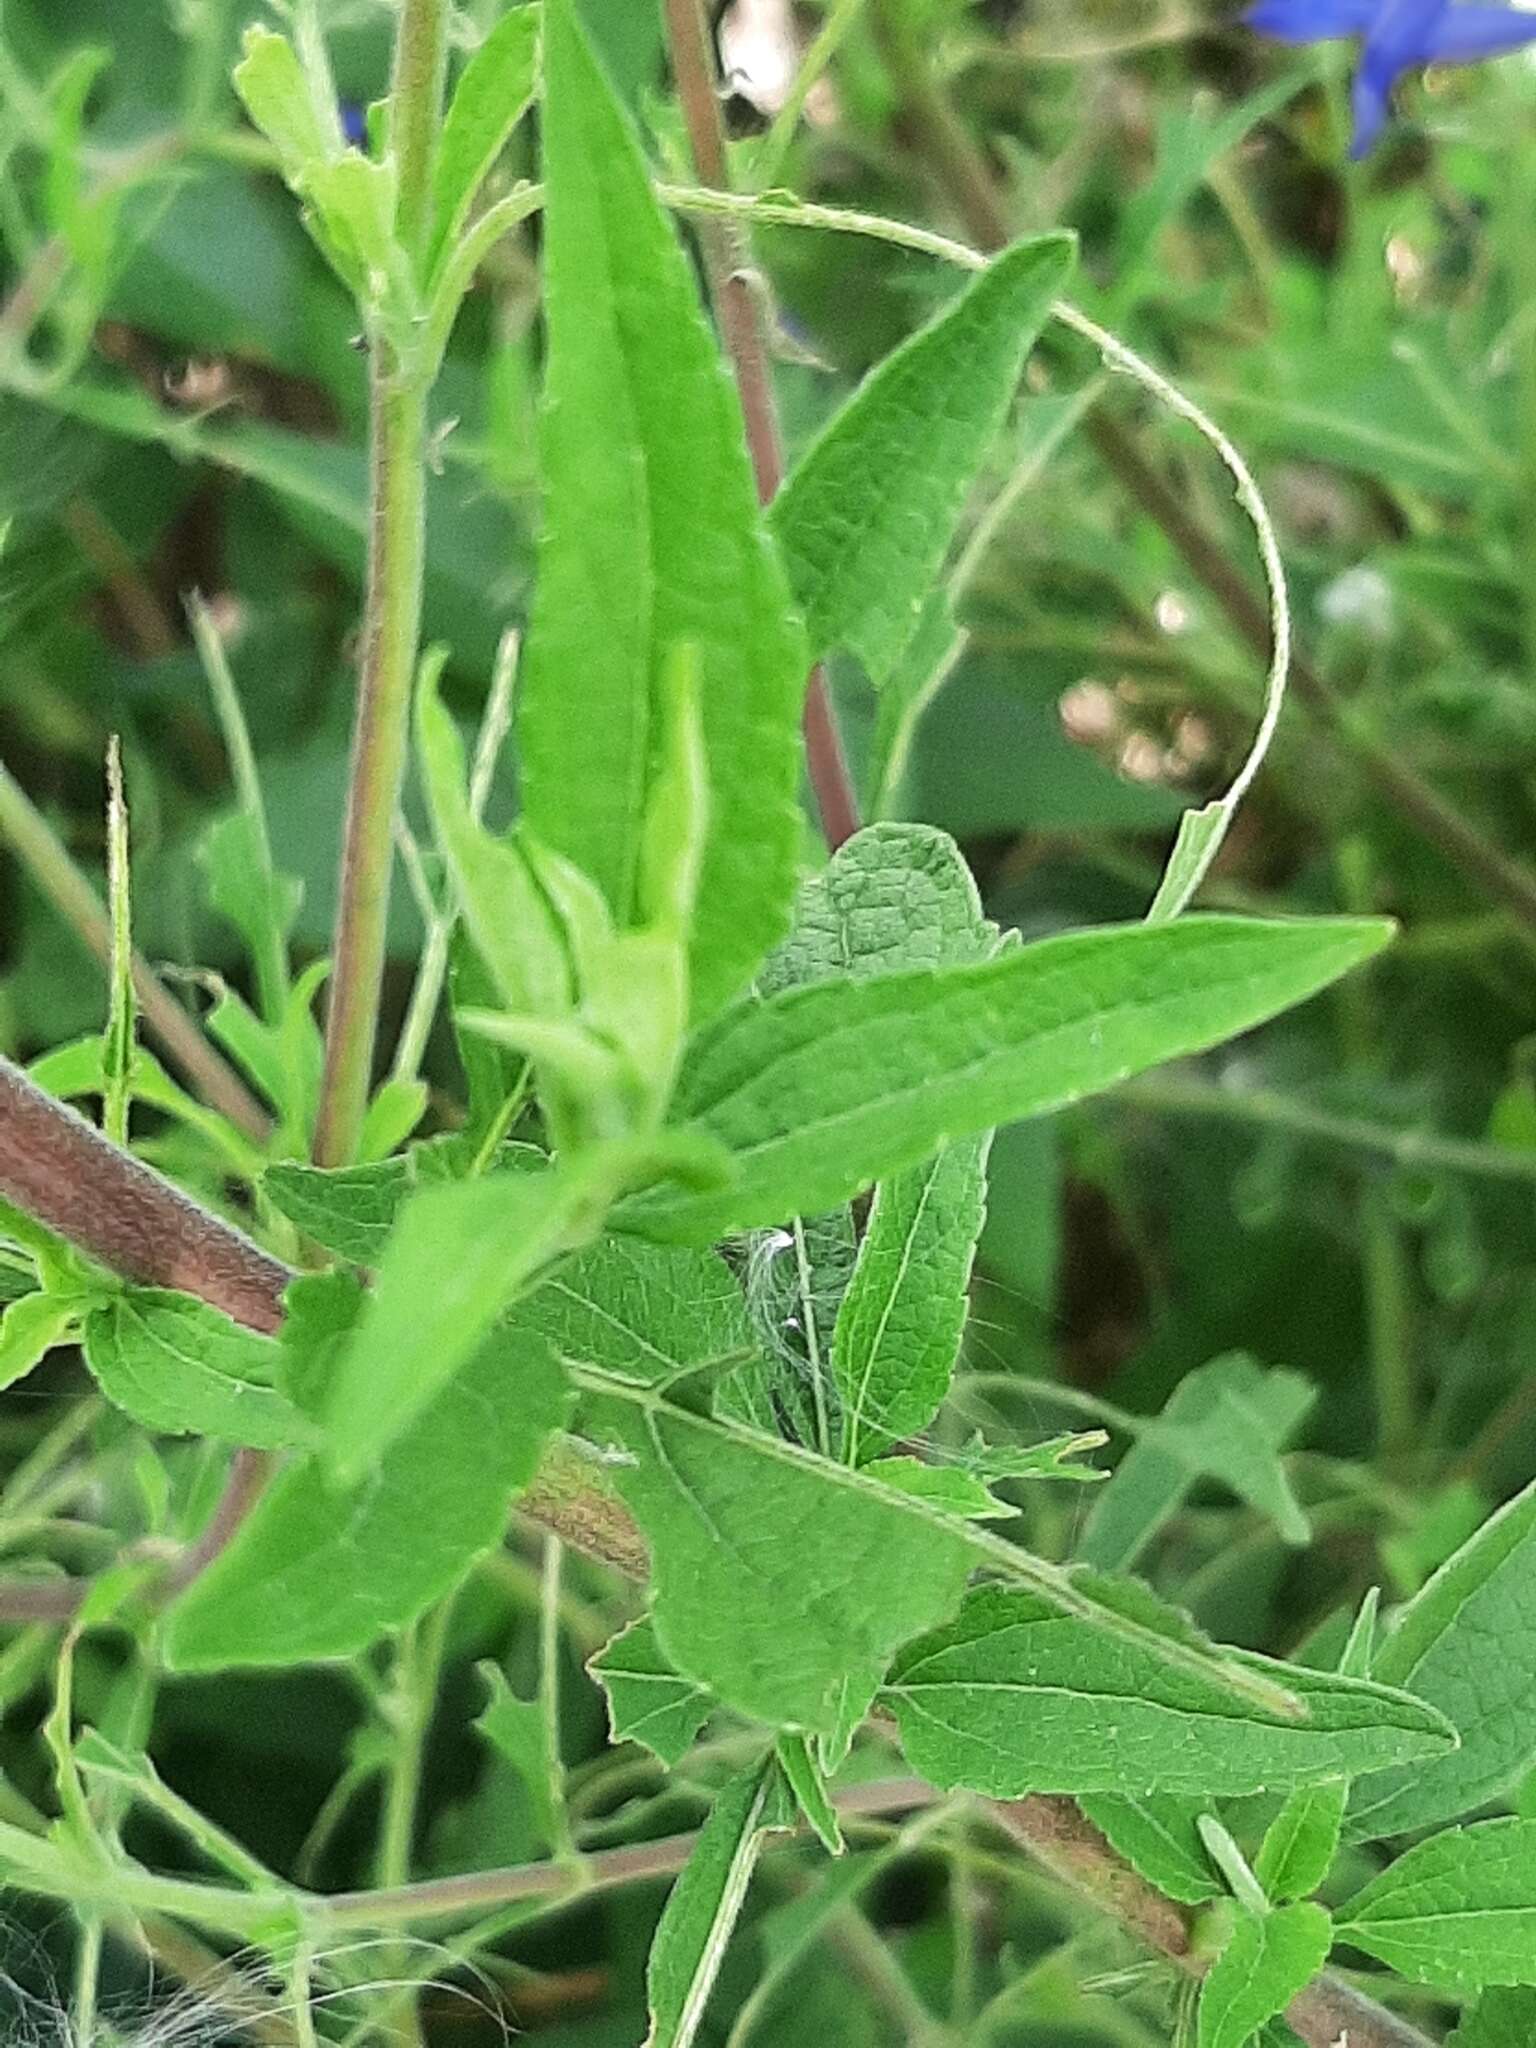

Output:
xmin=428 ymin=5 xmax=540 ymax=275
xmin=475 ymin=1661 xmax=559 ymax=1853
xmin=626 ymin=917 xmax=1394 ymax=1243
xmin=644 ymin=1757 xmax=788 ymax=2048
xmin=81 ymin=1291 xmax=309 ymax=1449
xmin=262 ymin=1138 xmax=466 ymax=1264
xmin=1254 ymin=1781 xmax=1346 ymax=1904
xmin=231 ymin=27 xmax=342 ymax=186
xmin=1449 ymin=1989 xmax=1536 ymax=2048
xmin=1197 ymin=1902 xmax=1333 ymax=2048
xmin=163 ymin=1327 xmax=570 ymax=1670
xmin=776 ymin=1732 xmax=843 ymax=1855
xmin=198 ymin=810 xmax=302 ymax=1022
xmin=513 ymin=1233 xmax=754 ymax=1387
xmin=521 ymin=0 xmax=807 ymax=1019
xmin=757 ymin=822 xmax=992 ymax=995
xmin=1078 ymin=1793 xmax=1218 ymax=1905
xmin=1349 ymin=1475 xmax=1536 ymax=1839
xmin=0 ymin=1290 xmax=81 ymax=1392
xmin=320 ymin=1154 xmax=610 ymax=1485
xmin=883 ymin=1584 xmax=1455 ymax=1799
xmin=577 ymin=1367 xmax=974 ymax=1732
xmin=770 ymin=234 xmax=1074 ymax=682
xmin=588 ymin=1616 xmax=713 ymax=1765
xmin=1076 ymin=1353 xmax=1315 ymax=1572
xmin=1335 ymin=1820 xmax=1536 ymax=1991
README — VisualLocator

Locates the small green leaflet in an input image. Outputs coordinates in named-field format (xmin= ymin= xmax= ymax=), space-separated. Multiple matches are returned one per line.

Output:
xmin=475 ymin=1661 xmax=560 ymax=1854
xmin=775 ymin=1732 xmax=842 ymax=1854
xmin=770 ymin=234 xmax=1074 ymax=683
xmin=1448 ymin=1989 xmax=1536 ymax=2047
xmin=1078 ymin=1794 xmax=1218 ymax=1904
xmin=882 ymin=1584 xmax=1453 ymax=1800
xmin=163 ymin=1328 xmax=570 ymax=1670
xmin=862 ymin=1456 xmax=1011 ymax=1519
xmin=262 ymin=1134 xmax=470 ymax=1264
xmin=320 ymin=1152 xmax=610 ymax=1485
xmin=521 ymin=0 xmax=806 ymax=1020
xmin=1077 ymin=1352 xmax=1314 ymax=1571
xmin=0 ymin=1290 xmax=82 ymax=1392
xmin=625 ymin=917 xmax=1393 ymax=1243
xmin=1255 ymin=1594 xmax=1376 ymax=1905
xmin=1196 ymin=1902 xmax=1333 ymax=2048
xmin=82 ymin=1290 xmax=307 ymax=1449
xmin=427 ymin=5 xmax=540 ymax=276
xmin=1349 ymin=1474 xmax=1536 ymax=1839
xmin=1335 ymin=1820 xmax=1536 ymax=1991
xmin=644 ymin=1757 xmax=790 ymax=2048
xmin=588 ymin=1616 xmax=713 ymax=1766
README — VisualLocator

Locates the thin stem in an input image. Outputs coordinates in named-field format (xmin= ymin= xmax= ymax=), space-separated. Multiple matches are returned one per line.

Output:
xmin=389 ymin=0 xmax=450 ymax=269
xmin=863 ymin=0 xmax=1536 ymax=943
xmin=374 ymin=1602 xmax=451 ymax=2048
xmin=660 ymin=0 xmax=860 ymax=852
xmin=313 ymin=365 xmax=430 ymax=1166
xmin=0 ymin=760 xmax=270 ymax=1141
xmin=1114 ymin=1070 xmax=1536 ymax=1186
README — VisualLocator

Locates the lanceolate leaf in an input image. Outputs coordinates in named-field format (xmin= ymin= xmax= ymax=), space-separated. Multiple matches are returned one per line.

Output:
xmin=521 ymin=0 xmax=806 ymax=1018
xmin=82 ymin=1291 xmax=308 ymax=1450
xmin=1335 ymin=1820 xmax=1536 ymax=1991
xmin=644 ymin=1758 xmax=789 ymax=2048
xmin=624 ymin=917 xmax=1393 ymax=1243
xmin=1197 ymin=1902 xmax=1333 ymax=2048
xmin=1348 ymin=1475 xmax=1536 ymax=1838
xmin=883 ymin=1585 xmax=1454 ymax=1800
xmin=164 ymin=1328 xmax=570 ymax=1671
xmin=428 ymin=5 xmax=540 ymax=274
xmin=770 ymin=234 xmax=1074 ymax=682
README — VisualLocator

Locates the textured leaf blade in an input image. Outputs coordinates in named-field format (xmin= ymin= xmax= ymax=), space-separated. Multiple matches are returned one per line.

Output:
xmin=1448 ymin=1989 xmax=1536 ymax=2047
xmin=522 ymin=0 xmax=806 ymax=1017
xmin=883 ymin=1585 xmax=1454 ymax=1799
xmin=514 ymin=1233 xmax=754 ymax=1387
xmin=644 ymin=1758 xmax=785 ymax=2048
xmin=771 ymin=234 xmax=1074 ymax=681
xmin=164 ymin=1328 xmax=570 ymax=1670
xmin=82 ymin=1291 xmax=307 ymax=1449
xmin=1197 ymin=1902 xmax=1333 ymax=2048
xmin=626 ymin=917 xmax=1394 ymax=1243
xmin=1349 ymin=1476 xmax=1536 ymax=1839
xmin=1335 ymin=1820 xmax=1536 ymax=1991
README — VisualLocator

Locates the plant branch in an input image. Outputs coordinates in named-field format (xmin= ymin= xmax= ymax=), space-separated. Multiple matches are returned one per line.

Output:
xmin=866 ymin=0 xmax=1536 ymax=942
xmin=991 ymin=1798 xmax=1437 ymax=2048
xmin=313 ymin=0 xmax=447 ymax=1168
xmin=660 ymin=0 xmax=860 ymax=851
xmin=0 ymin=762 xmax=271 ymax=1141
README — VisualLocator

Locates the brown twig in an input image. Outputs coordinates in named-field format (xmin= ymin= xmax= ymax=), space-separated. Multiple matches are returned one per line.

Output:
xmin=992 ymin=1798 xmax=1437 ymax=2048
xmin=660 ymin=0 xmax=860 ymax=851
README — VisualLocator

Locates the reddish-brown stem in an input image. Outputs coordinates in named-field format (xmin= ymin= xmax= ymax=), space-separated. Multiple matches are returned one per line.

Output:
xmin=660 ymin=0 xmax=860 ymax=851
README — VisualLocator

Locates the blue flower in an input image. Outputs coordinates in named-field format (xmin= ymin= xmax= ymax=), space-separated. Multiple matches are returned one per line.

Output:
xmin=1245 ymin=0 xmax=1536 ymax=155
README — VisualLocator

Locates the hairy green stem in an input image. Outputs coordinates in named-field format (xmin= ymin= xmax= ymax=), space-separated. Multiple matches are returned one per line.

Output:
xmin=313 ymin=364 xmax=429 ymax=1165
xmin=660 ymin=0 xmax=860 ymax=850
xmin=0 ymin=761 xmax=270 ymax=1140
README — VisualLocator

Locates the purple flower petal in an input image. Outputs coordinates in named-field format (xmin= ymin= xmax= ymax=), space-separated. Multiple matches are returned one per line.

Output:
xmin=1245 ymin=0 xmax=1377 ymax=39
xmin=1349 ymin=49 xmax=1400 ymax=152
xmin=1425 ymin=3 xmax=1536 ymax=61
